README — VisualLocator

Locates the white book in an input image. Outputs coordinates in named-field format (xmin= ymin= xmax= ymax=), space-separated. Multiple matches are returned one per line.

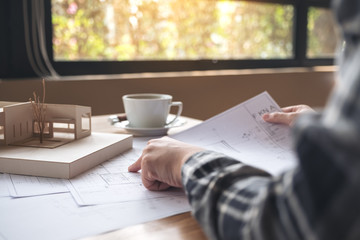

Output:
xmin=0 ymin=132 xmax=133 ymax=179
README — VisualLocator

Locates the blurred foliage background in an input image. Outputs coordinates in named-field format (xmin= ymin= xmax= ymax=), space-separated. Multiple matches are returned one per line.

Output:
xmin=52 ymin=0 xmax=336 ymax=61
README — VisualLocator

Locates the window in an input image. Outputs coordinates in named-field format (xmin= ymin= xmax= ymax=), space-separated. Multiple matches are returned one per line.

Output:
xmin=52 ymin=1 xmax=294 ymax=61
xmin=0 ymin=0 xmax=336 ymax=78
xmin=307 ymin=6 xmax=337 ymax=58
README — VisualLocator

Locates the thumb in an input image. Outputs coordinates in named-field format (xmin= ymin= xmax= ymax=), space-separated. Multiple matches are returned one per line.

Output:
xmin=262 ymin=112 xmax=292 ymax=125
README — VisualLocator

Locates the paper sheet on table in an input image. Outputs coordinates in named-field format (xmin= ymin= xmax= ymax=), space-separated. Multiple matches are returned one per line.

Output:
xmin=0 ymin=192 xmax=190 ymax=240
xmin=65 ymin=138 xmax=185 ymax=206
xmin=0 ymin=137 xmax=191 ymax=240
xmin=5 ymin=173 xmax=68 ymax=197
xmin=173 ymin=91 xmax=298 ymax=175
xmin=65 ymin=147 xmax=184 ymax=206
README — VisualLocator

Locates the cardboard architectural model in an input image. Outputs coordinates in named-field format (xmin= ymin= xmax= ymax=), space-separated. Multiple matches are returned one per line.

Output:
xmin=0 ymin=101 xmax=133 ymax=179
xmin=0 ymin=101 xmax=92 ymax=148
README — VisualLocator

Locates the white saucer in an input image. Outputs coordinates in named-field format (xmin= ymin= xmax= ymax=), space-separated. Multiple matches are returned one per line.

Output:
xmin=114 ymin=118 xmax=186 ymax=136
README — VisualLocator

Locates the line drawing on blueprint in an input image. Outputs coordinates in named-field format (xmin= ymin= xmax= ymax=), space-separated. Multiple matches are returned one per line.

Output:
xmin=243 ymin=93 xmax=292 ymax=150
xmin=172 ymin=92 xmax=297 ymax=176
xmin=65 ymin=147 xmax=185 ymax=206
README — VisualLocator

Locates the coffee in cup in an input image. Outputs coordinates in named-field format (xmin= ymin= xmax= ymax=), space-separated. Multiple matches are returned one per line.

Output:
xmin=122 ymin=93 xmax=183 ymax=128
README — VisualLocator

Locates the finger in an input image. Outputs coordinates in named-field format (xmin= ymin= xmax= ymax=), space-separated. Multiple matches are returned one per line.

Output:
xmin=281 ymin=106 xmax=297 ymax=113
xmin=147 ymin=137 xmax=164 ymax=145
xmin=262 ymin=112 xmax=292 ymax=125
xmin=128 ymin=156 xmax=142 ymax=172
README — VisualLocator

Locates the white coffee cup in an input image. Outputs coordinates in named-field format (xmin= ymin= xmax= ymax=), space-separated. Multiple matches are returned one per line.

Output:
xmin=122 ymin=93 xmax=183 ymax=128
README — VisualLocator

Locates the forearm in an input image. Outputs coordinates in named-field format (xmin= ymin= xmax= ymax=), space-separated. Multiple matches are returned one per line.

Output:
xmin=181 ymin=151 xmax=271 ymax=240
xmin=181 ymin=149 xmax=339 ymax=240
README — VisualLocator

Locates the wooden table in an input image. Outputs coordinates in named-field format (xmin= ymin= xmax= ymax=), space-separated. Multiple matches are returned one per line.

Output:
xmin=84 ymin=114 xmax=208 ymax=240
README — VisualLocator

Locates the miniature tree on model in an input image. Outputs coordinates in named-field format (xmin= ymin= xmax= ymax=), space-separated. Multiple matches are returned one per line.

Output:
xmin=29 ymin=79 xmax=47 ymax=143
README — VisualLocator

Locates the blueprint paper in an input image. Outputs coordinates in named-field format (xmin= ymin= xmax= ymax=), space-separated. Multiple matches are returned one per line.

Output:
xmin=0 ymin=193 xmax=190 ymax=240
xmin=65 ymin=147 xmax=184 ymax=206
xmin=173 ymin=92 xmax=298 ymax=175
xmin=0 ymin=136 xmax=191 ymax=240
xmin=5 ymin=173 xmax=68 ymax=197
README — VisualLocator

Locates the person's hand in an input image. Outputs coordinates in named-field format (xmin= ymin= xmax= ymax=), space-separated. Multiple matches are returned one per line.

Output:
xmin=262 ymin=105 xmax=314 ymax=126
xmin=128 ymin=137 xmax=204 ymax=191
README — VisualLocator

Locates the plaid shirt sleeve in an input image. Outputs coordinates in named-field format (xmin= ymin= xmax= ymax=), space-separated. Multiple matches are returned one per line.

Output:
xmin=181 ymin=1 xmax=360 ymax=239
